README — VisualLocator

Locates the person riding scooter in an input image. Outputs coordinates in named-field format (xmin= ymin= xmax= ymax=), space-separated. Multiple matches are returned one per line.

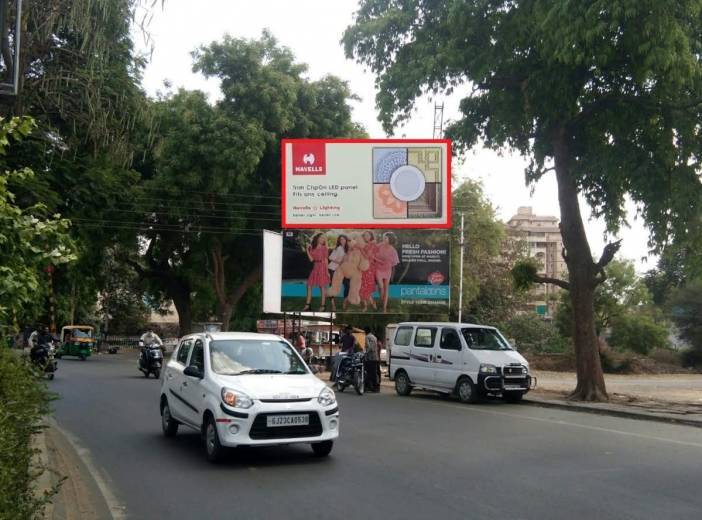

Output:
xmin=138 ymin=328 xmax=164 ymax=378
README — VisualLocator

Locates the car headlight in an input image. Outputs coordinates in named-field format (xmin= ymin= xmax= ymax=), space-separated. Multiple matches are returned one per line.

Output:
xmin=221 ymin=387 xmax=254 ymax=409
xmin=318 ymin=387 xmax=336 ymax=406
xmin=479 ymin=363 xmax=498 ymax=374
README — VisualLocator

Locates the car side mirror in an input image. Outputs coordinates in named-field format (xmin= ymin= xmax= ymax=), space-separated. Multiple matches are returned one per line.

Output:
xmin=183 ymin=365 xmax=203 ymax=378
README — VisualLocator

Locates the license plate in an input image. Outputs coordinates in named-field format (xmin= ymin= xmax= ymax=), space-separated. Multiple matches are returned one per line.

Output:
xmin=504 ymin=384 xmax=522 ymax=390
xmin=266 ymin=414 xmax=309 ymax=427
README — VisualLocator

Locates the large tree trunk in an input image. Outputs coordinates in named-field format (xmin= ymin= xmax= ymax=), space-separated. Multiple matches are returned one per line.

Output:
xmin=211 ymin=242 xmax=262 ymax=331
xmin=553 ymin=129 xmax=608 ymax=401
xmin=168 ymin=280 xmax=192 ymax=337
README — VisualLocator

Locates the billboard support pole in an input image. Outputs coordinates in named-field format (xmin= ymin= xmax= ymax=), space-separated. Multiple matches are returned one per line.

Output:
xmin=458 ymin=213 xmax=465 ymax=323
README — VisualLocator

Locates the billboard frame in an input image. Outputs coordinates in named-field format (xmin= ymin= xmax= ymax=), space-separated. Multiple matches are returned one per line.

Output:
xmin=281 ymin=138 xmax=452 ymax=229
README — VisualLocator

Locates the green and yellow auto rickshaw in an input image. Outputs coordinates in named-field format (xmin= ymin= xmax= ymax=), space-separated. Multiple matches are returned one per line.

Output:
xmin=57 ymin=325 xmax=96 ymax=360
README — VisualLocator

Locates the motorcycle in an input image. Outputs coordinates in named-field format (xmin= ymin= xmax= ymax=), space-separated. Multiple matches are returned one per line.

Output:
xmin=30 ymin=340 xmax=58 ymax=380
xmin=138 ymin=341 xmax=163 ymax=378
xmin=334 ymin=352 xmax=365 ymax=395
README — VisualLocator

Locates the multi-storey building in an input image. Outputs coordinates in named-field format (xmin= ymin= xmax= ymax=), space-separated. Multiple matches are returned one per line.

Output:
xmin=506 ymin=206 xmax=568 ymax=317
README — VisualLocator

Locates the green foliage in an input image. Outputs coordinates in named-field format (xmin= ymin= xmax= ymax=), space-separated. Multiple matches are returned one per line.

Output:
xmin=133 ymin=32 xmax=364 ymax=332
xmin=555 ymin=259 xmax=652 ymax=337
xmin=511 ymin=260 xmax=541 ymax=291
xmin=500 ymin=314 xmax=568 ymax=353
xmin=0 ymin=118 xmax=76 ymax=323
xmin=668 ymin=281 xmax=702 ymax=366
xmin=344 ymin=1 xmax=702 ymax=250
xmin=450 ymin=180 xmax=527 ymax=324
xmin=0 ymin=350 xmax=56 ymax=520
xmin=608 ymin=313 xmax=668 ymax=355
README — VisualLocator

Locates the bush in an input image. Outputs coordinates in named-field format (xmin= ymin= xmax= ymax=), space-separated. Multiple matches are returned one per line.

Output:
xmin=0 ymin=349 xmax=55 ymax=519
xmin=501 ymin=313 xmax=569 ymax=353
xmin=608 ymin=313 xmax=669 ymax=355
xmin=599 ymin=349 xmax=635 ymax=373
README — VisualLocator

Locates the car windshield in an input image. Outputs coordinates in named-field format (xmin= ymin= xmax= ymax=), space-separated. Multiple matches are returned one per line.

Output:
xmin=209 ymin=340 xmax=308 ymax=375
xmin=73 ymin=329 xmax=92 ymax=338
xmin=461 ymin=328 xmax=512 ymax=351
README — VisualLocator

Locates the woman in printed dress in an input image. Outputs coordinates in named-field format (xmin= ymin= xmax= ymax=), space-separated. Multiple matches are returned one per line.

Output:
xmin=375 ymin=232 xmax=400 ymax=313
xmin=328 ymin=234 xmax=349 ymax=312
xmin=303 ymin=233 xmax=330 ymax=312
xmin=359 ymin=230 xmax=379 ymax=311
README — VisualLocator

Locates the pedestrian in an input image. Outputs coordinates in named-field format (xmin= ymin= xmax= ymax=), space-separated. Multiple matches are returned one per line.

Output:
xmin=364 ymin=326 xmax=379 ymax=392
xmin=295 ymin=332 xmax=306 ymax=354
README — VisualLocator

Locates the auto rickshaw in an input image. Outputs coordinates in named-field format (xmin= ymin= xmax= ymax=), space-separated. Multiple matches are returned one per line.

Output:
xmin=57 ymin=325 xmax=96 ymax=360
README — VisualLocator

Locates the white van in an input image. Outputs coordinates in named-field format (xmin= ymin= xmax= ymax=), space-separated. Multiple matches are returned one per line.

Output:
xmin=388 ymin=322 xmax=536 ymax=403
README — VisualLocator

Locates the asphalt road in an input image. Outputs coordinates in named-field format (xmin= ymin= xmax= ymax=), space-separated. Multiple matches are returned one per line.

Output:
xmin=50 ymin=352 xmax=702 ymax=520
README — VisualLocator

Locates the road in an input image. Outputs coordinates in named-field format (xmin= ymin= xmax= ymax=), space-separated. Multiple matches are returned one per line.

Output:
xmin=50 ymin=352 xmax=702 ymax=520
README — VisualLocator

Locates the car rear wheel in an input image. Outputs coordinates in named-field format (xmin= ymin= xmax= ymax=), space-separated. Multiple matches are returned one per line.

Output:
xmin=311 ymin=440 xmax=333 ymax=457
xmin=204 ymin=415 xmax=225 ymax=463
xmin=394 ymin=371 xmax=412 ymax=396
xmin=161 ymin=401 xmax=179 ymax=437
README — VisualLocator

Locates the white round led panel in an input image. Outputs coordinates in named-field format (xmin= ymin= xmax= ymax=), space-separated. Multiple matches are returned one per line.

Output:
xmin=389 ymin=165 xmax=426 ymax=202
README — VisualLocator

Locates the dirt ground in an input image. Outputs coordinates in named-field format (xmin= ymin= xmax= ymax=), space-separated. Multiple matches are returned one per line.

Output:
xmin=533 ymin=370 xmax=702 ymax=406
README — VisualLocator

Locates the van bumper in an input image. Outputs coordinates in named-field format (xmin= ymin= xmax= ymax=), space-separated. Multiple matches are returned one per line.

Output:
xmin=479 ymin=374 xmax=537 ymax=394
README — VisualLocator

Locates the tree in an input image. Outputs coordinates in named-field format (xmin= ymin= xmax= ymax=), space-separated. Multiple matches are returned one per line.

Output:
xmin=0 ymin=117 xmax=76 ymax=325
xmin=553 ymin=259 xmax=650 ymax=337
xmin=451 ymin=180 xmax=528 ymax=324
xmin=131 ymin=32 xmax=364 ymax=333
xmin=668 ymin=281 xmax=702 ymax=366
xmin=344 ymin=1 xmax=702 ymax=400
xmin=607 ymin=313 xmax=668 ymax=355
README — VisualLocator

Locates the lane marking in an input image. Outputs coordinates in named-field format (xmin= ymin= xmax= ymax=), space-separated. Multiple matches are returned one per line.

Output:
xmin=49 ymin=418 xmax=127 ymax=519
xmin=422 ymin=398 xmax=702 ymax=449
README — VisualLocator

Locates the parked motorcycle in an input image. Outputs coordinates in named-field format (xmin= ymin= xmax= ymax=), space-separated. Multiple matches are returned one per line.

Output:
xmin=334 ymin=352 xmax=365 ymax=395
xmin=138 ymin=341 xmax=163 ymax=378
xmin=30 ymin=340 xmax=58 ymax=380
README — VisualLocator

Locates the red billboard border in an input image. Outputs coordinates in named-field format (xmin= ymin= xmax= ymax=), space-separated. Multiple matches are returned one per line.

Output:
xmin=281 ymin=138 xmax=452 ymax=229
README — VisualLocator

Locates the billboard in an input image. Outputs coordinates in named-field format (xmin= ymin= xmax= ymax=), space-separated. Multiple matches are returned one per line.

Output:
xmin=281 ymin=229 xmax=450 ymax=314
xmin=282 ymin=139 xmax=451 ymax=229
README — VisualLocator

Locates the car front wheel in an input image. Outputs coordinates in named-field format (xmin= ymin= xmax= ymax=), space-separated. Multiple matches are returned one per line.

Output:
xmin=161 ymin=401 xmax=179 ymax=437
xmin=311 ymin=440 xmax=333 ymax=457
xmin=204 ymin=415 xmax=225 ymax=463
xmin=456 ymin=377 xmax=478 ymax=404
xmin=394 ymin=371 xmax=412 ymax=396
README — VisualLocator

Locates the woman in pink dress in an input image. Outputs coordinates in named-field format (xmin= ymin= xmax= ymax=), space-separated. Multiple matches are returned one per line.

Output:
xmin=359 ymin=231 xmax=379 ymax=311
xmin=375 ymin=232 xmax=400 ymax=313
xmin=304 ymin=233 xmax=330 ymax=312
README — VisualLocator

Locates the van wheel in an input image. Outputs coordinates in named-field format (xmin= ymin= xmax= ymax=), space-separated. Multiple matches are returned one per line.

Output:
xmin=394 ymin=371 xmax=412 ymax=396
xmin=503 ymin=391 xmax=524 ymax=403
xmin=456 ymin=377 xmax=477 ymax=404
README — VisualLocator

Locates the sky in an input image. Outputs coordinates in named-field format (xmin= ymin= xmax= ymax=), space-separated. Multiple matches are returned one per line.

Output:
xmin=134 ymin=0 xmax=655 ymax=272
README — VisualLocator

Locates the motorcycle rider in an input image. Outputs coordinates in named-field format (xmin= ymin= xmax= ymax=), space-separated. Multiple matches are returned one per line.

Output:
xmin=30 ymin=326 xmax=53 ymax=366
xmin=139 ymin=327 xmax=163 ymax=368
xmin=140 ymin=328 xmax=163 ymax=350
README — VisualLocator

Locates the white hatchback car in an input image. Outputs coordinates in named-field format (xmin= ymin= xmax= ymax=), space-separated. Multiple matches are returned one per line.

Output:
xmin=159 ymin=332 xmax=339 ymax=462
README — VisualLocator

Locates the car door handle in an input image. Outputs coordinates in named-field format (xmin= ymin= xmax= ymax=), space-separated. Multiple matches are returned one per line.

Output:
xmin=182 ymin=381 xmax=188 ymax=387
xmin=436 ymin=355 xmax=442 ymax=360
xmin=166 ymin=372 xmax=174 ymax=380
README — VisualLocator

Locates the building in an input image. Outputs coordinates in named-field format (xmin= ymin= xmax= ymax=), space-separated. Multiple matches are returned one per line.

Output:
xmin=506 ymin=206 xmax=567 ymax=316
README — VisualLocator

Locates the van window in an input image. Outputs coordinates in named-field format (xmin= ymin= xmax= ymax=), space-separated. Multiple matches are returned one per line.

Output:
xmin=189 ymin=340 xmax=205 ymax=370
xmin=414 ymin=327 xmax=436 ymax=348
xmin=461 ymin=328 xmax=512 ymax=351
xmin=176 ymin=339 xmax=192 ymax=364
xmin=394 ymin=327 xmax=413 ymax=346
xmin=440 ymin=328 xmax=461 ymax=350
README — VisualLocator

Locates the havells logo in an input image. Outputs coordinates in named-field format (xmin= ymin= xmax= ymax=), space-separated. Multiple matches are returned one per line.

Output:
xmin=293 ymin=143 xmax=326 ymax=175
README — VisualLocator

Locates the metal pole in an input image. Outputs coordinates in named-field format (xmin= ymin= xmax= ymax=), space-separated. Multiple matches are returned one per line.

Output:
xmin=458 ymin=213 xmax=465 ymax=323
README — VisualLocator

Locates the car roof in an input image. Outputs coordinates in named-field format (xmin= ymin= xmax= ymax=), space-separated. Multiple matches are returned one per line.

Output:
xmin=396 ymin=322 xmax=496 ymax=329
xmin=181 ymin=332 xmax=286 ymax=342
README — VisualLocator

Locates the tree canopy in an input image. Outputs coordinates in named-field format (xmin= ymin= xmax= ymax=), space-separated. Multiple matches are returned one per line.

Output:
xmin=344 ymin=0 xmax=702 ymax=400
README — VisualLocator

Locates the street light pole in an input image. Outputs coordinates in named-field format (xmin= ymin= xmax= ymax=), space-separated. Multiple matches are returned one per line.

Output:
xmin=458 ymin=213 xmax=465 ymax=323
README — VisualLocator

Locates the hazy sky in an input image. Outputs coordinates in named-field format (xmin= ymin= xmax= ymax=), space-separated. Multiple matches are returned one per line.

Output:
xmin=135 ymin=0 xmax=654 ymax=271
